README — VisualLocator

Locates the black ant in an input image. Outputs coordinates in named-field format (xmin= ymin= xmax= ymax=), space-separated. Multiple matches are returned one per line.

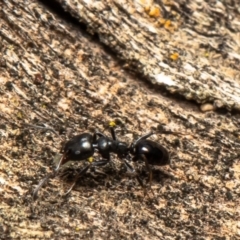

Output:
xmin=32 ymin=122 xmax=170 ymax=199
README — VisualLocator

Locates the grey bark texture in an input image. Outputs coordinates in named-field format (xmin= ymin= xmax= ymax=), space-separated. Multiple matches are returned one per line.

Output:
xmin=0 ymin=0 xmax=239 ymax=239
xmin=59 ymin=0 xmax=240 ymax=111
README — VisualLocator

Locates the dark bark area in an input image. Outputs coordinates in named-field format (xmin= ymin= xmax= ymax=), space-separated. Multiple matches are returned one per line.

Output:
xmin=0 ymin=0 xmax=239 ymax=239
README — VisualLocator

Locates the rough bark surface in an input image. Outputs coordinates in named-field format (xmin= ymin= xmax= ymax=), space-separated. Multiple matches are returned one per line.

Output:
xmin=59 ymin=0 xmax=240 ymax=111
xmin=0 ymin=0 xmax=239 ymax=239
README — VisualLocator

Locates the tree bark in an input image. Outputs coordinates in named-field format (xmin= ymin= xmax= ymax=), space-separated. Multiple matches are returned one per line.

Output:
xmin=0 ymin=0 xmax=239 ymax=239
xmin=58 ymin=0 xmax=240 ymax=111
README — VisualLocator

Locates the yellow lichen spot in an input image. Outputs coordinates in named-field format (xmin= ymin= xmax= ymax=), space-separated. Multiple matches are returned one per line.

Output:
xmin=150 ymin=7 xmax=160 ymax=17
xmin=7 ymin=45 xmax=14 ymax=50
xmin=164 ymin=20 xmax=172 ymax=29
xmin=109 ymin=121 xmax=116 ymax=127
xmin=17 ymin=111 xmax=23 ymax=119
xmin=12 ymin=98 xmax=19 ymax=106
xmin=170 ymin=52 xmax=179 ymax=61
xmin=204 ymin=52 xmax=209 ymax=57
xmin=147 ymin=6 xmax=161 ymax=18
xmin=157 ymin=19 xmax=175 ymax=32
xmin=88 ymin=157 xmax=94 ymax=163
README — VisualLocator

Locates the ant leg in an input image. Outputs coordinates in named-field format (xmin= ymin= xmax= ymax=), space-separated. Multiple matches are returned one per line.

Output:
xmin=64 ymin=164 xmax=90 ymax=196
xmin=108 ymin=121 xmax=117 ymax=140
xmin=24 ymin=123 xmax=59 ymax=136
xmin=131 ymin=132 xmax=154 ymax=148
xmin=123 ymin=160 xmax=138 ymax=176
xmin=136 ymin=176 xmax=150 ymax=198
xmin=64 ymin=159 xmax=110 ymax=196
xmin=126 ymin=154 xmax=155 ymax=198
xmin=142 ymin=154 xmax=155 ymax=198
xmin=93 ymin=131 xmax=107 ymax=141
xmin=54 ymin=154 xmax=65 ymax=172
xmin=92 ymin=159 xmax=110 ymax=167
xmin=110 ymin=127 xmax=117 ymax=140
xmin=32 ymin=172 xmax=55 ymax=200
xmin=123 ymin=160 xmax=150 ymax=198
xmin=33 ymin=153 xmax=67 ymax=200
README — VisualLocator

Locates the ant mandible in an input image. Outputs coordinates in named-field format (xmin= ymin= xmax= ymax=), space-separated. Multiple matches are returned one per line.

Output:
xmin=32 ymin=121 xmax=170 ymax=199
